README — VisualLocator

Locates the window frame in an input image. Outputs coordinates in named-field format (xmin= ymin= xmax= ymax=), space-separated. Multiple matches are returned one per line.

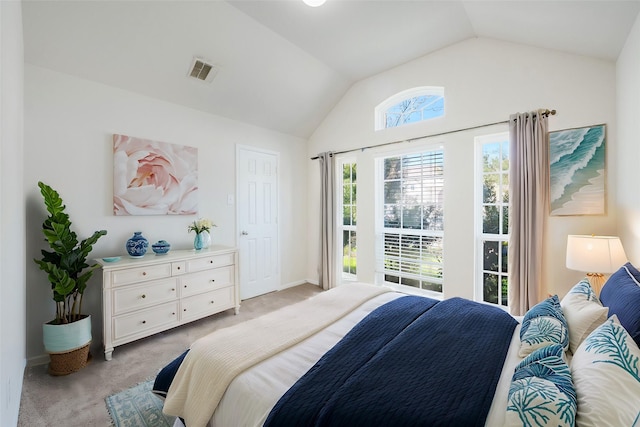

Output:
xmin=374 ymin=86 xmax=445 ymax=131
xmin=474 ymin=132 xmax=510 ymax=308
xmin=374 ymin=144 xmax=445 ymax=298
xmin=338 ymin=157 xmax=357 ymax=281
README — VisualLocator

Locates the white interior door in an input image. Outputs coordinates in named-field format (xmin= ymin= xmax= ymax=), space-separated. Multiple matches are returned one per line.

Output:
xmin=237 ymin=146 xmax=279 ymax=300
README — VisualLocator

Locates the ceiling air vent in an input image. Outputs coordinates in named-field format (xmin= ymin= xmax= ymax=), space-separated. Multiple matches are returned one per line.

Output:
xmin=188 ymin=57 xmax=219 ymax=83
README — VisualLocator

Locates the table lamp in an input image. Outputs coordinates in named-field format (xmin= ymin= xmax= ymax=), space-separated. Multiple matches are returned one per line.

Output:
xmin=566 ymin=234 xmax=627 ymax=295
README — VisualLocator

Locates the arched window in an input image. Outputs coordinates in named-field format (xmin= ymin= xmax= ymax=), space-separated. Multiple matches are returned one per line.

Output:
xmin=375 ymin=87 xmax=444 ymax=130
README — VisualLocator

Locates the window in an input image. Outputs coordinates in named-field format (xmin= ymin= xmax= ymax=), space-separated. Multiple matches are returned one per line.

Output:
xmin=377 ymin=149 xmax=444 ymax=293
xmin=375 ymin=87 xmax=444 ymax=131
xmin=340 ymin=160 xmax=357 ymax=279
xmin=476 ymin=133 xmax=509 ymax=306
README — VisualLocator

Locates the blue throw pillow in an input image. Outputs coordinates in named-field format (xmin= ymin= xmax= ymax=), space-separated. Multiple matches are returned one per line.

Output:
xmin=600 ymin=262 xmax=640 ymax=348
xmin=506 ymin=344 xmax=576 ymax=427
xmin=519 ymin=295 xmax=569 ymax=357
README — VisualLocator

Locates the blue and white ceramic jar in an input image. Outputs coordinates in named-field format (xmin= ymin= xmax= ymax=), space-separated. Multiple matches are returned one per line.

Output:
xmin=152 ymin=240 xmax=171 ymax=255
xmin=126 ymin=232 xmax=148 ymax=258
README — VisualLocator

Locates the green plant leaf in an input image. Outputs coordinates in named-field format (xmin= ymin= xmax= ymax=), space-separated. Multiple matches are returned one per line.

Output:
xmin=34 ymin=181 xmax=107 ymax=323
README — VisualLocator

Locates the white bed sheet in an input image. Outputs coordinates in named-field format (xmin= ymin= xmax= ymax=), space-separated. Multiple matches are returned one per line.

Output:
xmin=172 ymin=292 xmax=523 ymax=427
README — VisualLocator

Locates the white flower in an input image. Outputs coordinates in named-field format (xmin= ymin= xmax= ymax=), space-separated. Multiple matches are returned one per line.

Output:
xmin=188 ymin=218 xmax=216 ymax=233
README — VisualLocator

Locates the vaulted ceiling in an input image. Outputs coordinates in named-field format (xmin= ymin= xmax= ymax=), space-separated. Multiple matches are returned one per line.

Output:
xmin=22 ymin=0 xmax=640 ymax=139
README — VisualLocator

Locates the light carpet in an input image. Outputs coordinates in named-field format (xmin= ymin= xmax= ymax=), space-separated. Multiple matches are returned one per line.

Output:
xmin=106 ymin=379 xmax=175 ymax=427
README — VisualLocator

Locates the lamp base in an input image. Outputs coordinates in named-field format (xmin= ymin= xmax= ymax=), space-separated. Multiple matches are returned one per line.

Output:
xmin=586 ymin=273 xmax=606 ymax=296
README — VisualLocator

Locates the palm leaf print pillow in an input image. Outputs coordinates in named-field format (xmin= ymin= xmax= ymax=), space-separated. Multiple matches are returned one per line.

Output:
xmin=571 ymin=315 xmax=640 ymax=427
xmin=506 ymin=344 xmax=576 ymax=427
xmin=519 ymin=295 xmax=569 ymax=357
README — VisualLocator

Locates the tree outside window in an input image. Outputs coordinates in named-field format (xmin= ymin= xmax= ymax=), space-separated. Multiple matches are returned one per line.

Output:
xmin=375 ymin=87 xmax=445 ymax=131
xmin=478 ymin=136 xmax=509 ymax=306
xmin=342 ymin=162 xmax=357 ymax=278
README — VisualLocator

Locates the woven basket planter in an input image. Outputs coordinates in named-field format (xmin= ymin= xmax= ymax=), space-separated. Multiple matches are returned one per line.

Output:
xmin=48 ymin=343 xmax=91 ymax=376
xmin=43 ymin=315 xmax=92 ymax=376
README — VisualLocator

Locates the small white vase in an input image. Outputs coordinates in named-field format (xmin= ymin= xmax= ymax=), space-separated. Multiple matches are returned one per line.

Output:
xmin=201 ymin=230 xmax=211 ymax=249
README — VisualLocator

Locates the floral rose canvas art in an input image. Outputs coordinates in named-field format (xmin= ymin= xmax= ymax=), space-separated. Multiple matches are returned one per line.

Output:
xmin=113 ymin=134 xmax=198 ymax=215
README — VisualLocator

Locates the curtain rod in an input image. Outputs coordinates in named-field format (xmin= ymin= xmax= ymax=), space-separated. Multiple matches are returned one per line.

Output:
xmin=310 ymin=108 xmax=556 ymax=160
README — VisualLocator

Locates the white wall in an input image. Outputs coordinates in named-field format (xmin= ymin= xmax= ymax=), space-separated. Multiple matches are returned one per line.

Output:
xmin=1 ymin=1 xmax=26 ymax=425
xmin=616 ymin=14 xmax=640 ymax=263
xmin=24 ymin=65 xmax=309 ymax=362
xmin=307 ymin=37 xmax=618 ymax=301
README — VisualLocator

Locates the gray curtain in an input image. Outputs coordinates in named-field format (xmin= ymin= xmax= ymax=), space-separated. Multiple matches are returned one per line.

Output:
xmin=508 ymin=111 xmax=549 ymax=315
xmin=318 ymin=152 xmax=336 ymax=290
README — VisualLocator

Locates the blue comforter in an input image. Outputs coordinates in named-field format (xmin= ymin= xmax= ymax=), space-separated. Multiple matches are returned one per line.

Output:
xmin=264 ymin=295 xmax=518 ymax=427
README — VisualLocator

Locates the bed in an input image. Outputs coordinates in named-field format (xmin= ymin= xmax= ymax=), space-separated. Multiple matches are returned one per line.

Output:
xmin=154 ymin=263 xmax=640 ymax=427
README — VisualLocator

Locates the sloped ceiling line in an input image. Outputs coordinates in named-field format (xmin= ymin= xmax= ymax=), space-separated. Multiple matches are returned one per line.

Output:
xmin=22 ymin=1 xmax=640 ymax=139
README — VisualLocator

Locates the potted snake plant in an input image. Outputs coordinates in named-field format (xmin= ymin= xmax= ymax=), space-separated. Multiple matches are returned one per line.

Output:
xmin=33 ymin=181 xmax=107 ymax=375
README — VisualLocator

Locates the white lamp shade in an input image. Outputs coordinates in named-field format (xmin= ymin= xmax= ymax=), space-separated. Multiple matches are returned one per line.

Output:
xmin=566 ymin=235 xmax=628 ymax=274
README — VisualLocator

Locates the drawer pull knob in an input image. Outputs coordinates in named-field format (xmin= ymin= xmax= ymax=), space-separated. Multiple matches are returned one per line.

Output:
xmin=210 ymin=279 xmax=215 ymax=283
xmin=142 ymin=320 xmax=146 ymax=324
xmin=177 ymin=266 xmax=181 ymax=270
xmin=172 ymin=312 xmax=175 ymax=315
xmin=184 ymin=285 xmax=188 ymax=288
xmin=210 ymin=260 xmax=214 ymax=264
xmin=183 ymin=308 xmax=187 ymax=312
xmin=141 ymin=294 xmax=146 ymax=298
xmin=210 ymin=300 xmax=215 ymax=304
xmin=171 ymin=288 xmax=175 ymax=291
xmin=142 ymin=272 xmax=147 ymax=276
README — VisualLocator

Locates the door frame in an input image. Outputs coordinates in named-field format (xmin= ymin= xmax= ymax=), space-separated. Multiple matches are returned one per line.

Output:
xmin=235 ymin=144 xmax=281 ymax=299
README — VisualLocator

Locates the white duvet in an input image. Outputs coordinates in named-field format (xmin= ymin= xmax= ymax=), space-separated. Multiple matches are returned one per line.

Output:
xmin=170 ymin=290 xmax=523 ymax=427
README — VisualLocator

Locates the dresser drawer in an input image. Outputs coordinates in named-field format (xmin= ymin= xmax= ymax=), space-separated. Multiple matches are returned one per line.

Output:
xmin=186 ymin=253 xmax=234 ymax=273
xmin=180 ymin=287 xmax=234 ymax=323
xmin=171 ymin=261 xmax=186 ymax=276
xmin=111 ymin=263 xmax=172 ymax=286
xmin=180 ymin=265 xmax=234 ymax=297
xmin=112 ymin=279 xmax=178 ymax=315
xmin=99 ymin=247 xmax=239 ymax=360
xmin=113 ymin=302 xmax=179 ymax=341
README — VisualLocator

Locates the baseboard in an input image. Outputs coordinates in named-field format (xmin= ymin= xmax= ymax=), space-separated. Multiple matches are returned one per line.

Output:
xmin=279 ymin=279 xmax=311 ymax=290
xmin=28 ymin=344 xmax=102 ymax=366
xmin=27 ymin=353 xmax=50 ymax=367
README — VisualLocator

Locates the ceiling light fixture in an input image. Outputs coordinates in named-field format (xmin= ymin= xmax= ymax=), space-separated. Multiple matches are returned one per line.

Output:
xmin=303 ymin=0 xmax=326 ymax=7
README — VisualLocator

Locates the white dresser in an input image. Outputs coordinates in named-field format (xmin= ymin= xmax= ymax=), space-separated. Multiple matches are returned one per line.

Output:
xmin=97 ymin=246 xmax=239 ymax=360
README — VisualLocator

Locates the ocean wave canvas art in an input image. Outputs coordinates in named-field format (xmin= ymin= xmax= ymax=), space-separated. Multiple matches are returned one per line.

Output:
xmin=549 ymin=124 xmax=605 ymax=216
xmin=113 ymin=134 xmax=198 ymax=216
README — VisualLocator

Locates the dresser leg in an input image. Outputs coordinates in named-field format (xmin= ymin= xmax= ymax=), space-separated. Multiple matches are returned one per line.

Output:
xmin=234 ymin=306 xmax=240 ymax=315
xmin=104 ymin=348 xmax=113 ymax=361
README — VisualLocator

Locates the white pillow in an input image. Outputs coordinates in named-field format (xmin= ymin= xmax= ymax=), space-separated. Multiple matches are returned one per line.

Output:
xmin=560 ymin=279 xmax=608 ymax=354
xmin=571 ymin=315 xmax=640 ymax=427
